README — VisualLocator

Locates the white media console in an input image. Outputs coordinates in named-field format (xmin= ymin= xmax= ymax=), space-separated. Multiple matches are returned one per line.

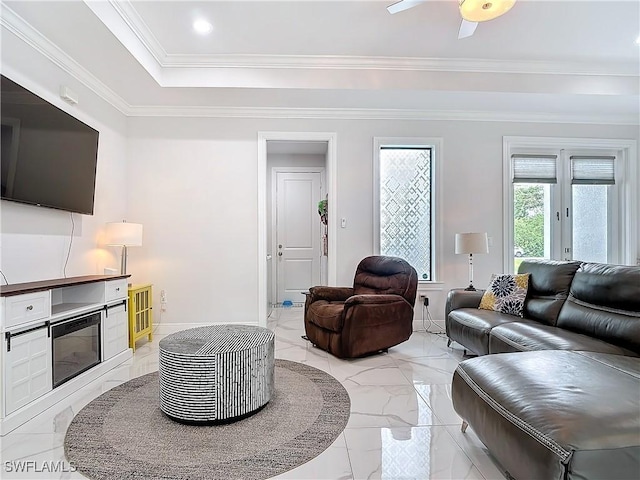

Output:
xmin=0 ymin=275 xmax=133 ymax=435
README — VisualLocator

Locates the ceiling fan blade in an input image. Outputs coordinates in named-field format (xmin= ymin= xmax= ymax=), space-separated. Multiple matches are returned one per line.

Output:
xmin=387 ymin=0 xmax=427 ymax=15
xmin=458 ymin=19 xmax=478 ymax=39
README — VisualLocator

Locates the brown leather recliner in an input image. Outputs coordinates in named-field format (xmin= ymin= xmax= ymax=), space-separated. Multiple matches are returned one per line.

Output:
xmin=304 ymin=256 xmax=418 ymax=358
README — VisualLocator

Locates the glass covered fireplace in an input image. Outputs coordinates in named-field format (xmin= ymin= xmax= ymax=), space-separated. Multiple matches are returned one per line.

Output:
xmin=51 ymin=311 xmax=101 ymax=388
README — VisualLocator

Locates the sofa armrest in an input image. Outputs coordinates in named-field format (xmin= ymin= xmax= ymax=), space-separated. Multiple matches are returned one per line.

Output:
xmin=306 ymin=286 xmax=354 ymax=303
xmin=343 ymin=294 xmax=414 ymax=328
xmin=344 ymin=294 xmax=409 ymax=307
xmin=445 ymin=289 xmax=485 ymax=317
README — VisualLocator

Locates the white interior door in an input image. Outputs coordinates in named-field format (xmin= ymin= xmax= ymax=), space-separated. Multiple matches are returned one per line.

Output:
xmin=275 ymin=171 xmax=322 ymax=304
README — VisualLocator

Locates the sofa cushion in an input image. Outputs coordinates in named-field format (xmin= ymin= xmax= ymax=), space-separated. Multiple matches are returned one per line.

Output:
xmin=479 ymin=273 xmax=530 ymax=317
xmin=517 ymin=259 xmax=581 ymax=325
xmin=306 ymin=300 xmax=345 ymax=332
xmin=446 ymin=308 xmax=519 ymax=356
xmin=452 ymin=350 xmax=640 ymax=480
xmin=488 ymin=320 xmax=638 ymax=356
xmin=557 ymin=263 xmax=640 ymax=355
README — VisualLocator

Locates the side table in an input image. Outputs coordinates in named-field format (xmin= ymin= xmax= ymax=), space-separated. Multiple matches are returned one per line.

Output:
xmin=128 ymin=284 xmax=153 ymax=352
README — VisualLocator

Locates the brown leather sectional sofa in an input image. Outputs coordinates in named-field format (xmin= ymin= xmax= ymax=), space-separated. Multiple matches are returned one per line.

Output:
xmin=445 ymin=260 xmax=640 ymax=480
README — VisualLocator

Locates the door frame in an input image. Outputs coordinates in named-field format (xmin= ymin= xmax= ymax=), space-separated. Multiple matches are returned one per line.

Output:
xmin=271 ymin=167 xmax=326 ymax=306
xmin=258 ymin=131 xmax=337 ymax=326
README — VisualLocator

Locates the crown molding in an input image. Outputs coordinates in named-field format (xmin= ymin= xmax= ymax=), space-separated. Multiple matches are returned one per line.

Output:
xmin=127 ymin=105 xmax=639 ymax=125
xmin=1 ymin=4 xmax=131 ymax=115
xmin=159 ymin=54 xmax=638 ymax=77
xmin=106 ymin=0 xmax=167 ymax=65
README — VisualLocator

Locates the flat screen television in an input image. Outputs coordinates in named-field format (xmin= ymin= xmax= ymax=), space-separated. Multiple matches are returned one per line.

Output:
xmin=1 ymin=74 xmax=99 ymax=215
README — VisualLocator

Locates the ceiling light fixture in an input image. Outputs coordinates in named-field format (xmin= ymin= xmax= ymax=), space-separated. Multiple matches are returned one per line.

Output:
xmin=193 ymin=19 xmax=213 ymax=35
xmin=459 ymin=0 xmax=516 ymax=22
xmin=636 ymin=35 xmax=640 ymax=45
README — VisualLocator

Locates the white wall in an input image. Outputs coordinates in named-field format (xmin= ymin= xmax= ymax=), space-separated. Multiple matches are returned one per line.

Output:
xmin=0 ymin=28 xmax=128 ymax=284
xmin=126 ymin=117 xmax=638 ymax=329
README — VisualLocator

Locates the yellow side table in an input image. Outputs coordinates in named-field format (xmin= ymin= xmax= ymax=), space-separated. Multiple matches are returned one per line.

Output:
xmin=128 ymin=284 xmax=153 ymax=352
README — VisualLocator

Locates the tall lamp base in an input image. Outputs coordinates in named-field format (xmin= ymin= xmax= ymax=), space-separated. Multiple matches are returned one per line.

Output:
xmin=120 ymin=245 xmax=128 ymax=275
xmin=465 ymin=253 xmax=476 ymax=291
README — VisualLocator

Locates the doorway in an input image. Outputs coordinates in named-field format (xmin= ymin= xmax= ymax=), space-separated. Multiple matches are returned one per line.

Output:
xmin=257 ymin=132 xmax=337 ymax=325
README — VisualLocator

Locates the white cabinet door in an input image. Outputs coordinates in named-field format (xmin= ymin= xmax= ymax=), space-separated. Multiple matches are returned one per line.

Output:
xmin=103 ymin=302 xmax=128 ymax=360
xmin=4 ymin=324 xmax=52 ymax=415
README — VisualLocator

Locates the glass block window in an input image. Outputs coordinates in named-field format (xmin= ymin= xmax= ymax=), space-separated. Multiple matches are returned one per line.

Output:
xmin=379 ymin=146 xmax=432 ymax=281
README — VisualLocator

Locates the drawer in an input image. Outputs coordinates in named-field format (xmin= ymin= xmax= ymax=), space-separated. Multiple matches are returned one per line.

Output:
xmin=2 ymin=291 xmax=51 ymax=329
xmin=105 ymin=279 xmax=128 ymax=302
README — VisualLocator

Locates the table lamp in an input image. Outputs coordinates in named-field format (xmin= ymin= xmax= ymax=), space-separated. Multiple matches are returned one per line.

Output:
xmin=105 ymin=221 xmax=143 ymax=275
xmin=455 ymin=232 xmax=489 ymax=291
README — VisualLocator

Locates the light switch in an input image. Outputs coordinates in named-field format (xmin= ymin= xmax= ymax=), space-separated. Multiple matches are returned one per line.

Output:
xmin=487 ymin=236 xmax=494 ymax=247
xmin=341 ymin=218 xmax=347 ymax=228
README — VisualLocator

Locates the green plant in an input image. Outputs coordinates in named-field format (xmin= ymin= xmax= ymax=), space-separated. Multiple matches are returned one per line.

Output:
xmin=317 ymin=199 xmax=328 ymax=225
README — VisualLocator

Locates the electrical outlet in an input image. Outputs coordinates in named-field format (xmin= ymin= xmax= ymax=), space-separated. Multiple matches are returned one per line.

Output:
xmin=160 ymin=290 xmax=167 ymax=312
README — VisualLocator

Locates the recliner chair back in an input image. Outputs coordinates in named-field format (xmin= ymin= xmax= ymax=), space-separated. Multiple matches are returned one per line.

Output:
xmin=353 ymin=256 xmax=418 ymax=306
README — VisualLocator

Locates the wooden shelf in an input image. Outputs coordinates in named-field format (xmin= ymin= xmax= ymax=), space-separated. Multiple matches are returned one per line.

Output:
xmin=1 ymin=275 xmax=130 ymax=297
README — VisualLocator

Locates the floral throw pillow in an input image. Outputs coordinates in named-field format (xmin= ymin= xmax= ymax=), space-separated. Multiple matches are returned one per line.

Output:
xmin=479 ymin=273 xmax=530 ymax=317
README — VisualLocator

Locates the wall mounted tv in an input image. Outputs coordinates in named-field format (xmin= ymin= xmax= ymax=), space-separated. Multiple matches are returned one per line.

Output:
xmin=1 ymin=75 xmax=99 ymax=215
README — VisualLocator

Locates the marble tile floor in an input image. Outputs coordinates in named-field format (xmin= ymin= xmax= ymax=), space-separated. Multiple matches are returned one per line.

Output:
xmin=0 ymin=306 xmax=507 ymax=480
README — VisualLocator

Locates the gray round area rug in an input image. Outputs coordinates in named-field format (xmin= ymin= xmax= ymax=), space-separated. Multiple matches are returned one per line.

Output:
xmin=65 ymin=359 xmax=350 ymax=480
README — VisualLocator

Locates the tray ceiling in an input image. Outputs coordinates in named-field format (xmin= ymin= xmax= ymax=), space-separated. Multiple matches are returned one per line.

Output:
xmin=1 ymin=0 xmax=638 ymax=123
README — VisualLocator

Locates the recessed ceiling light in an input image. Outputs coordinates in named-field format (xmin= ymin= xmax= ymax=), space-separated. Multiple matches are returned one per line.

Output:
xmin=193 ymin=19 xmax=213 ymax=35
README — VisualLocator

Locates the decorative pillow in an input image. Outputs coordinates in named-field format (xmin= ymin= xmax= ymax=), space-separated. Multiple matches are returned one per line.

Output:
xmin=479 ymin=273 xmax=530 ymax=317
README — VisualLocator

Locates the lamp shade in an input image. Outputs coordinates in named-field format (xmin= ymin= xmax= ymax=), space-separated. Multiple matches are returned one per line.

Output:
xmin=459 ymin=0 xmax=516 ymax=22
xmin=455 ymin=232 xmax=489 ymax=255
xmin=105 ymin=222 xmax=143 ymax=247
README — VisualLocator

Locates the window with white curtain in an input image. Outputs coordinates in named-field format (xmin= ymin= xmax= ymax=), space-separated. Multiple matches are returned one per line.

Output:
xmin=504 ymin=137 xmax=637 ymax=272
xmin=373 ymin=137 xmax=441 ymax=281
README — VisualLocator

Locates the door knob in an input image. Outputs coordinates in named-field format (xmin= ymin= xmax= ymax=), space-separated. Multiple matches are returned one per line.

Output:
xmin=278 ymin=252 xmax=283 ymax=256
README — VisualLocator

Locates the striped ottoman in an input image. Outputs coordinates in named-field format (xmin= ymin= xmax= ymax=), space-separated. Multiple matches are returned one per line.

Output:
xmin=159 ymin=325 xmax=275 ymax=423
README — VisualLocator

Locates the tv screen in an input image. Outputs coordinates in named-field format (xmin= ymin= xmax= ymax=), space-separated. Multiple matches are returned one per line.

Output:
xmin=1 ymin=75 xmax=99 ymax=215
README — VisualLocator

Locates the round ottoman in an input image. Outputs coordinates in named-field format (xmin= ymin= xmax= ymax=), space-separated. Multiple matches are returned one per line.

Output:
xmin=159 ymin=325 xmax=275 ymax=423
